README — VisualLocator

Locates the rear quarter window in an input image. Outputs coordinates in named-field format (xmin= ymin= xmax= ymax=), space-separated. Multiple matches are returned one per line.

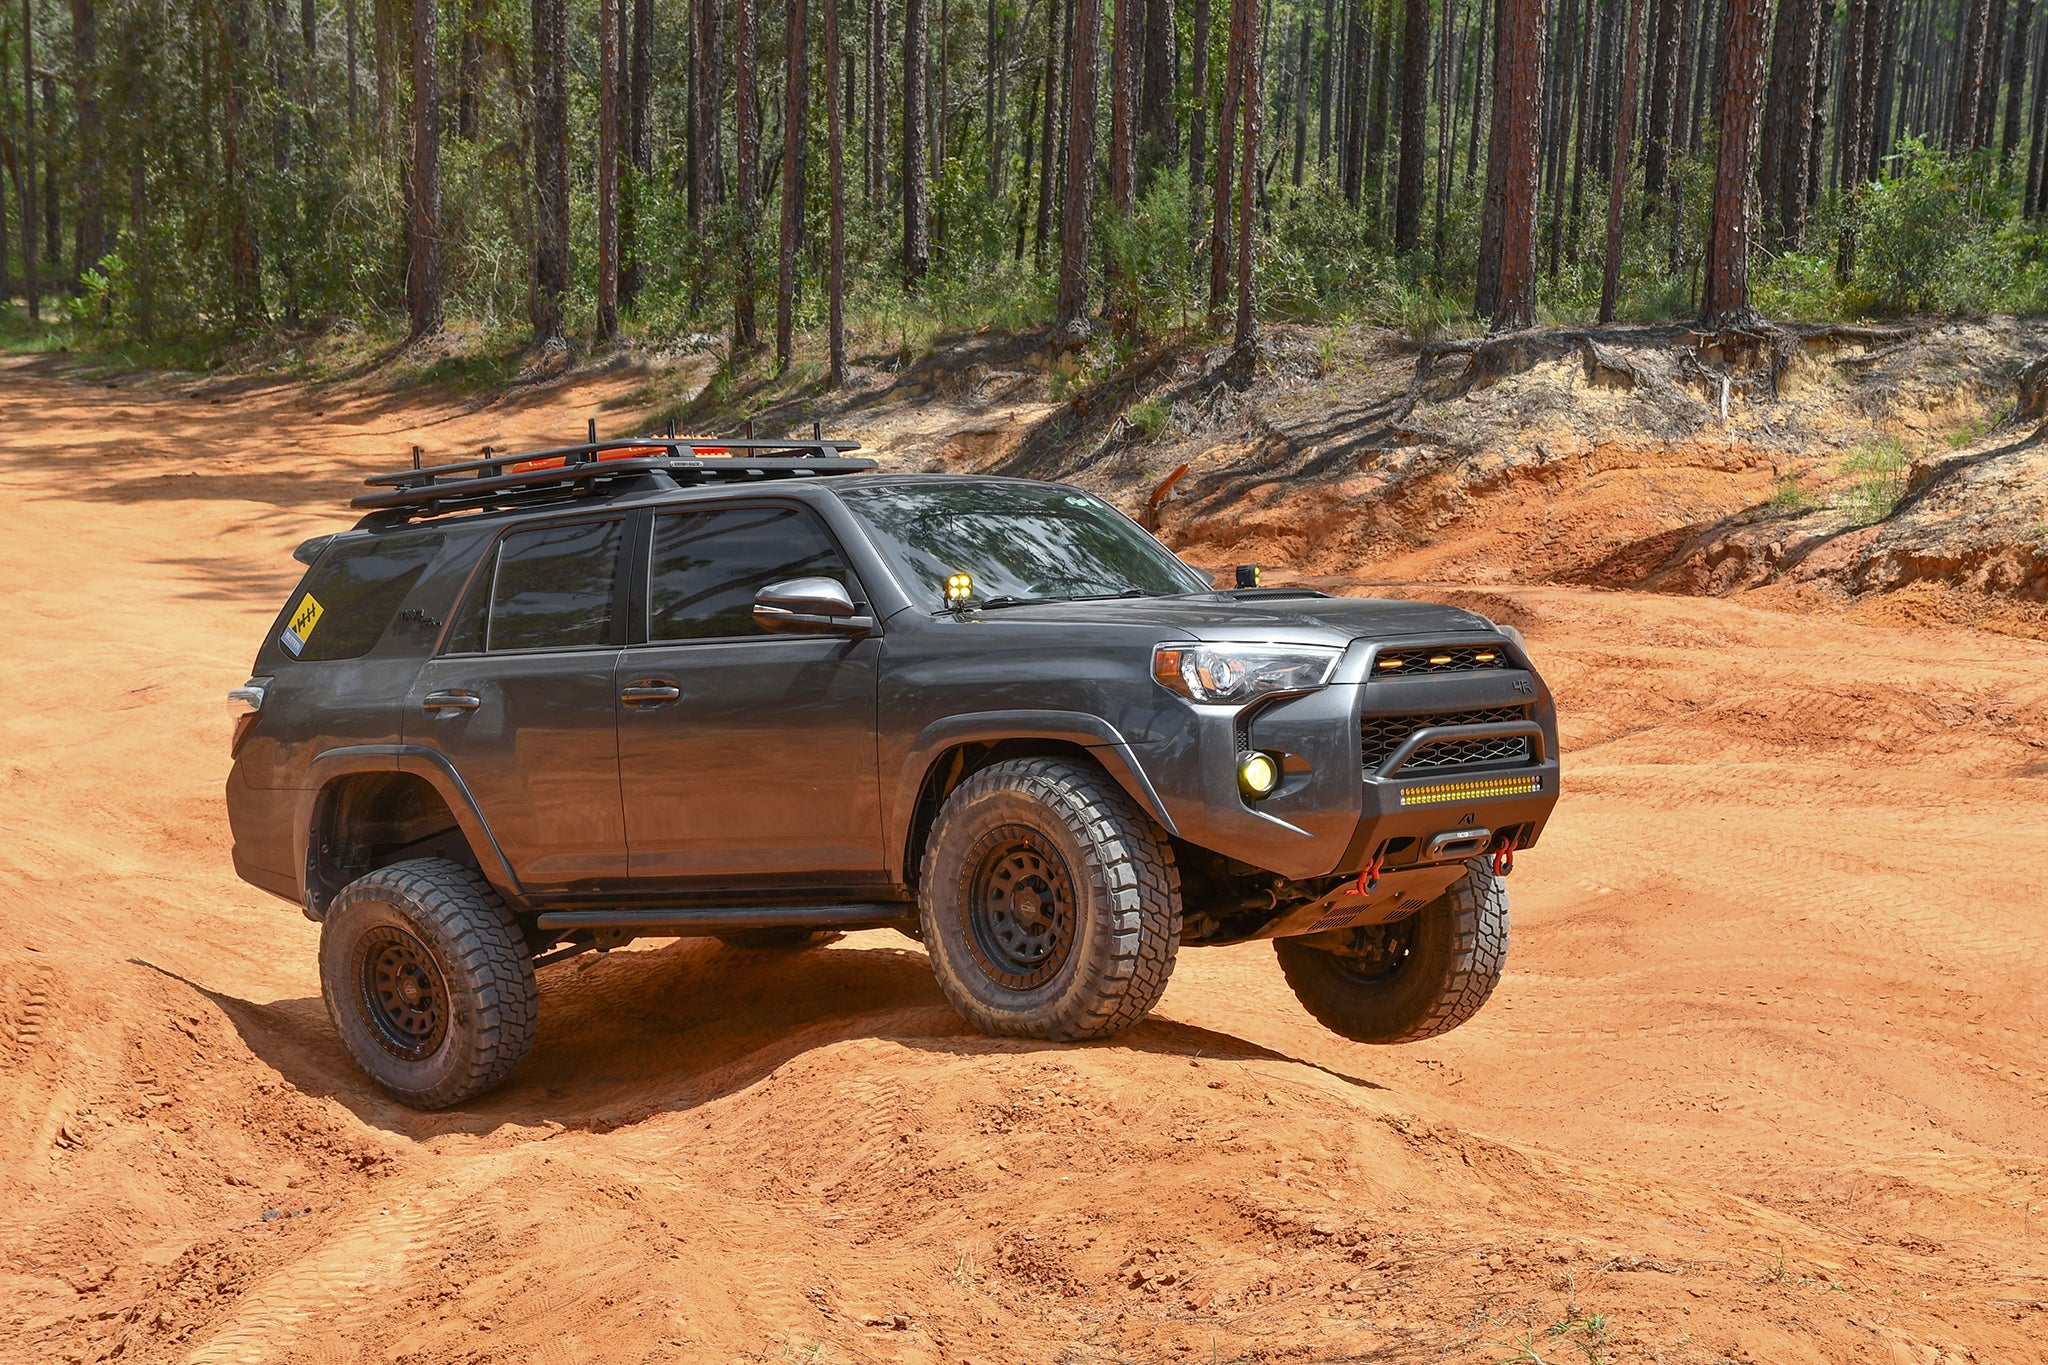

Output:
xmin=274 ymin=532 xmax=444 ymax=662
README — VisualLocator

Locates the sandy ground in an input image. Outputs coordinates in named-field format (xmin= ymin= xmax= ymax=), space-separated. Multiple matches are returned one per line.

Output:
xmin=2 ymin=354 xmax=2046 ymax=1365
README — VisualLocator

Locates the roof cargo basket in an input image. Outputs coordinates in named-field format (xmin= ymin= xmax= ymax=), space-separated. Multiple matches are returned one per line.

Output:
xmin=352 ymin=432 xmax=875 ymax=519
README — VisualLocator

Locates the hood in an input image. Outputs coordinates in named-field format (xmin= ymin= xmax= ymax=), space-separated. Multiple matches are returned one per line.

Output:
xmin=961 ymin=591 xmax=1498 ymax=643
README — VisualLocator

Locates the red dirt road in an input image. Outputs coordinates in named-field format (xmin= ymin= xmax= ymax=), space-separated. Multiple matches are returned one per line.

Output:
xmin=2 ymin=357 xmax=2045 ymax=1364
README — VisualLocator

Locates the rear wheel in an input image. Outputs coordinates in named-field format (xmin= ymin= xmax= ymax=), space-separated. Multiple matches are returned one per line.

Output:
xmin=919 ymin=757 xmax=1180 ymax=1040
xmin=318 ymin=858 xmax=537 ymax=1109
xmin=1274 ymin=859 xmax=1508 ymax=1043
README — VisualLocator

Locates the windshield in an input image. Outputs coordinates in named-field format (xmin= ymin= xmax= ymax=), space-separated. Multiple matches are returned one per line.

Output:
xmin=837 ymin=481 xmax=1212 ymax=609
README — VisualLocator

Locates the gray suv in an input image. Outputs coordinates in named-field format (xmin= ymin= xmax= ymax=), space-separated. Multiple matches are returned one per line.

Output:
xmin=226 ymin=436 xmax=1558 ymax=1108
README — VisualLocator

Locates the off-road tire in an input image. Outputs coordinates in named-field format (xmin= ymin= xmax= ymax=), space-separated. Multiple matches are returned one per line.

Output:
xmin=715 ymin=928 xmax=844 ymax=950
xmin=919 ymin=757 xmax=1181 ymax=1040
xmin=1274 ymin=858 xmax=1508 ymax=1043
xmin=318 ymin=858 xmax=538 ymax=1109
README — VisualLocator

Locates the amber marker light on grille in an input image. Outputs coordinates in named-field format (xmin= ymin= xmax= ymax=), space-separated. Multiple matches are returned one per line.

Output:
xmin=1475 ymin=652 xmax=1498 ymax=662
xmin=944 ymin=573 xmax=974 ymax=606
xmin=1399 ymin=774 xmax=1542 ymax=807
xmin=1377 ymin=657 xmax=1404 ymax=669
xmin=1429 ymin=654 xmax=1454 ymax=665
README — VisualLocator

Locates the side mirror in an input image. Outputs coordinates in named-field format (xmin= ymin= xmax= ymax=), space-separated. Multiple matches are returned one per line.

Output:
xmin=753 ymin=577 xmax=874 ymax=636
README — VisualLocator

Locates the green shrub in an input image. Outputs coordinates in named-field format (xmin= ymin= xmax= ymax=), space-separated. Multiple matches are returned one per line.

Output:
xmin=1838 ymin=439 xmax=1910 ymax=523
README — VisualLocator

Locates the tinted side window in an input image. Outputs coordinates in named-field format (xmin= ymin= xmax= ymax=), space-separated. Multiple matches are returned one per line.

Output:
xmin=280 ymin=532 xmax=443 ymax=661
xmin=649 ymin=508 xmax=852 ymax=642
xmin=487 ymin=520 xmax=623 ymax=651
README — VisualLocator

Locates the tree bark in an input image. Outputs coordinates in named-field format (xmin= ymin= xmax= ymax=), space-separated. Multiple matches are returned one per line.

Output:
xmin=827 ymin=0 xmax=846 ymax=384
xmin=905 ymin=0 xmax=931 ymax=278
xmin=1363 ymin=8 xmax=1393 ymax=217
xmin=223 ymin=0 xmax=261 ymax=327
xmin=1487 ymin=0 xmax=1547 ymax=330
xmin=1189 ymin=0 xmax=1210 ymax=236
xmin=70 ymin=0 xmax=104 ymax=279
xmin=1293 ymin=12 xmax=1311 ymax=185
xmin=406 ymin=0 xmax=443 ymax=338
xmin=1698 ymin=0 xmax=1767 ymax=326
xmin=2002 ymin=0 xmax=2034 ymax=161
xmin=1057 ymin=0 xmax=1102 ymax=327
xmin=20 ymin=0 xmax=37 ymax=319
xmin=346 ymin=0 xmax=359 ymax=139
xmin=1036 ymin=0 xmax=1062 ymax=263
xmin=1111 ymin=0 xmax=1139 ymax=213
xmin=457 ymin=0 xmax=484 ymax=140
xmin=1641 ymin=0 xmax=1681 ymax=205
xmin=778 ymin=0 xmax=807 ymax=368
xmin=1955 ymin=0 xmax=1993 ymax=152
xmin=623 ymin=0 xmax=651 ymax=310
xmin=1234 ymin=0 xmax=1259 ymax=359
xmin=1210 ymin=0 xmax=1244 ymax=311
xmin=1340 ymin=0 xmax=1366 ymax=201
xmin=1760 ymin=0 xmax=1819 ymax=243
xmin=1318 ymin=0 xmax=1335 ymax=165
xmin=735 ymin=0 xmax=761 ymax=349
xmin=1599 ymin=0 xmax=1645 ymax=322
xmin=1393 ymin=0 xmax=1429 ymax=250
xmin=531 ymin=0 xmax=569 ymax=341
xmin=1141 ymin=0 xmax=1176 ymax=175
xmin=597 ymin=0 xmax=621 ymax=342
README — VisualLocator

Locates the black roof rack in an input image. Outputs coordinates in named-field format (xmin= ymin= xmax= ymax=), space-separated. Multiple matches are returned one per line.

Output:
xmin=352 ymin=435 xmax=876 ymax=519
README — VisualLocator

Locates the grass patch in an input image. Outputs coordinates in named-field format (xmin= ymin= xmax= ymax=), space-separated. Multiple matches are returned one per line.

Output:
xmin=1125 ymin=395 xmax=1174 ymax=438
xmin=1767 ymin=473 xmax=1817 ymax=513
xmin=1837 ymin=438 xmax=1911 ymax=523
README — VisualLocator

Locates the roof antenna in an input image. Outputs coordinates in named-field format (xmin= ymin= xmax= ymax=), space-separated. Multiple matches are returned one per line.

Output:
xmin=666 ymin=417 xmax=677 ymax=438
xmin=812 ymin=420 xmax=822 ymax=441
xmin=411 ymin=444 xmax=422 ymax=471
xmin=587 ymin=418 xmax=598 ymax=444
xmin=744 ymin=418 xmax=756 ymax=439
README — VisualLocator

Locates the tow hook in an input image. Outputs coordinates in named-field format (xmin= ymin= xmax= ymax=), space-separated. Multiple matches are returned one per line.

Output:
xmin=1492 ymin=838 xmax=1517 ymax=878
xmin=1354 ymin=854 xmax=1385 ymax=897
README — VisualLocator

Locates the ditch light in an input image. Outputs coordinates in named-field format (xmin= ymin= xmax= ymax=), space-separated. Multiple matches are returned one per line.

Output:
xmin=1398 ymin=773 xmax=1542 ymax=807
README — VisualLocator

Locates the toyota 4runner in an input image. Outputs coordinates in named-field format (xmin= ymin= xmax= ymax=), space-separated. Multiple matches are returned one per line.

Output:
xmin=226 ymin=434 xmax=1559 ymax=1108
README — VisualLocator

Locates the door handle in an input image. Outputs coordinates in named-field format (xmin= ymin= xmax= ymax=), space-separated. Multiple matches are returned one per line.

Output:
xmin=422 ymin=689 xmax=482 ymax=713
xmin=619 ymin=681 xmax=683 ymax=707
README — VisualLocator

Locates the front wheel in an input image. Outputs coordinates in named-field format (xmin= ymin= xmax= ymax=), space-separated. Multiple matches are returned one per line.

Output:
xmin=1274 ymin=858 xmax=1508 ymax=1043
xmin=318 ymin=858 xmax=538 ymax=1109
xmin=919 ymin=757 xmax=1181 ymax=1040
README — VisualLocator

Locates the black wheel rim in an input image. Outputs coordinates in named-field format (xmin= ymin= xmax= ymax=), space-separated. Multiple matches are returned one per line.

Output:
xmin=958 ymin=824 xmax=1079 ymax=991
xmin=354 ymin=925 xmax=450 ymax=1060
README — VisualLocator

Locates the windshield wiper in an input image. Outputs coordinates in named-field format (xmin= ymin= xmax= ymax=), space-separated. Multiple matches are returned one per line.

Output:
xmin=974 ymin=594 xmax=1060 ymax=610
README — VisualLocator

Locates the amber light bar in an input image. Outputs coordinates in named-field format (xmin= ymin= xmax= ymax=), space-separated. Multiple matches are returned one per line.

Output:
xmin=1399 ymin=773 xmax=1542 ymax=807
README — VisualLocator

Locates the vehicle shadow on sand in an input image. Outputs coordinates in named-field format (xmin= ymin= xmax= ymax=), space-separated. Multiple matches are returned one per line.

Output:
xmin=135 ymin=937 xmax=1382 ymax=1142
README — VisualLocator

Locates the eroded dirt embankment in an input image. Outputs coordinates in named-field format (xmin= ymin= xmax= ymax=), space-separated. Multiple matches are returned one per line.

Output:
xmin=785 ymin=317 xmax=2048 ymax=639
xmin=2 ymin=357 xmax=2046 ymax=1363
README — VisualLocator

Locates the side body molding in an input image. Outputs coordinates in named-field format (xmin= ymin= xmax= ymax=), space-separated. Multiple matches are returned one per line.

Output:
xmin=888 ymin=710 xmax=1180 ymax=882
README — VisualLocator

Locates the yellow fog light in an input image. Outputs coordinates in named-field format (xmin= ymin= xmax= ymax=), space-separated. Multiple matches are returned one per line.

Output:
xmin=944 ymin=572 xmax=974 ymax=606
xmin=1237 ymin=751 xmax=1280 ymax=798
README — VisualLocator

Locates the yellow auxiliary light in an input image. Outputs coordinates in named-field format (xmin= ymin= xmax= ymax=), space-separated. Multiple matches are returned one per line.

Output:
xmin=1237 ymin=751 xmax=1281 ymax=798
xmin=1399 ymin=773 xmax=1541 ymax=807
xmin=944 ymin=573 xmax=975 ymax=607
xmin=1377 ymin=657 xmax=1404 ymax=669
xmin=1474 ymin=651 xmax=1498 ymax=663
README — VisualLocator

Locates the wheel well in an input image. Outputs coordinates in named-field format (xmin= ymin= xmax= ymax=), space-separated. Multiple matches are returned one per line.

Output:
xmin=308 ymin=772 xmax=478 ymax=917
xmin=901 ymin=738 xmax=1109 ymax=887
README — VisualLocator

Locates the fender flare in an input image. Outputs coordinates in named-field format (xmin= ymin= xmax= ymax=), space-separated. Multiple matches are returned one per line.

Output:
xmin=888 ymin=710 xmax=1180 ymax=882
xmin=297 ymin=745 xmax=521 ymax=913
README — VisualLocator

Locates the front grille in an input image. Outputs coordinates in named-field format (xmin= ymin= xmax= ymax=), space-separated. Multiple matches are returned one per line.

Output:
xmin=1371 ymin=645 xmax=1511 ymax=676
xmin=1360 ymin=705 xmax=1530 ymax=773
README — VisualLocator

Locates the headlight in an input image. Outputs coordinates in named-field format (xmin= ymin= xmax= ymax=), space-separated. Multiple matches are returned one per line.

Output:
xmin=1152 ymin=643 xmax=1341 ymax=704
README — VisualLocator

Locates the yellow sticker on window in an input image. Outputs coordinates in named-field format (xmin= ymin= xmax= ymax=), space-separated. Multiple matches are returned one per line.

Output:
xmin=281 ymin=594 xmax=325 ymax=656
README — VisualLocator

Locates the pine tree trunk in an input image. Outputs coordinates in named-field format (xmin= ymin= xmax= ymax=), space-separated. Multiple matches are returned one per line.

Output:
xmin=597 ymin=0 xmax=621 ymax=342
xmin=1641 ymin=0 xmax=1680 ymax=206
xmin=1836 ymin=0 xmax=1870 ymax=278
xmin=1364 ymin=10 xmax=1393 ymax=217
xmin=1544 ymin=0 xmax=1578 ymax=276
xmin=1142 ymin=0 xmax=1177 ymax=174
xmin=457 ymin=0 xmax=483 ymax=139
xmin=778 ymin=0 xmax=807 ymax=367
xmin=905 ymin=0 xmax=931 ymax=277
xmin=2029 ymin=18 xmax=2048 ymax=212
xmin=70 ymin=0 xmax=104 ymax=279
xmin=1760 ymin=0 xmax=1817 ymax=243
xmin=1487 ymin=0 xmax=1548 ymax=330
xmin=1698 ymin=0 xmax=1766 ymax=325
xmin=20 ymin=0 xmax=38 ymax=319
xmin=1319 ymin=0 xmax=1336 ymax=165
xmin=1057 ymin=0 xmax=1102 ymax=326
xmin=1232 ymin=0 xmax=1259 ymax=357
xmin=1189 ymin=0 xmax=1210 ymax=235
xmin=1340 ymin=0 xmax=1366 ymax=202
xmin=1599 ymin=0 xmax=1646 ymax=322
xmin=1977 ymin=0 xmax=2008 ymax=151
xmin=735 ymin=0 xmax=761 ymax=348
xmin=1036 ymin=0 xmax=1062 ymax=263
xmin=827 ymin=0 xmax=847 ymax=386
xmin=1293 ymin=13 xmax=1311 ymax=185
xmin=531 ymin=0 xmax=569 ymax=341
xmin=623 ymin=0 xmax=651 ymax=309
xmin=1111 ymin=0 xmax=1139 ymax=213
xmin=1211 ymin=0 xmax=1244 ymax=310
xmin=406 ymin=0 xmax=443 ymax=337
xmin=346 ymin=0 xmax=359 ymax=140
xmin=1393 ymin=0 xmax=1430 ymax=250
xmin=2002 ymin=0 xmax=2034 ymax=161
xmin=1956 ymin=0 xmax=1993 ymax=151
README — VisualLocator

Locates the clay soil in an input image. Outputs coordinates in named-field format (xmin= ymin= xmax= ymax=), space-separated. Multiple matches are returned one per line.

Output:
xmin=2 ymin=354 xmax=2046 ymax=1365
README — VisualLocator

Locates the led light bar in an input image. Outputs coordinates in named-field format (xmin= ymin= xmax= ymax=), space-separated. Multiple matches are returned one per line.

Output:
xmin=1399 ymin=773 xmax=1542 ymax=807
